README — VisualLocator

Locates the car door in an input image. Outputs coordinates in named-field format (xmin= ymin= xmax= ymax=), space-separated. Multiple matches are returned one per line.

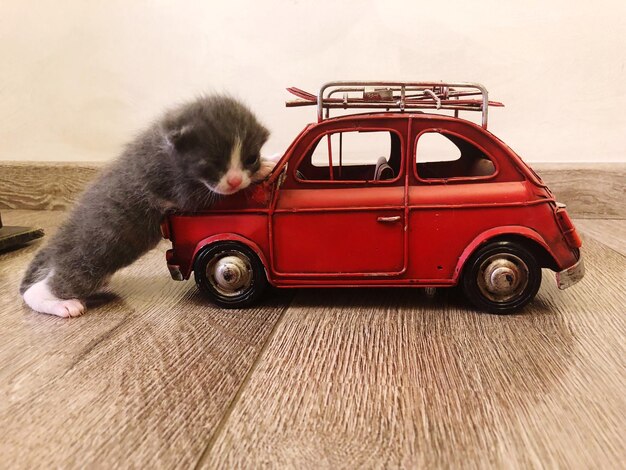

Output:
xmin=271 ymin=120 xmax=408 ymax=277
xmin=408 ymin=117 xmax=528 ymax=281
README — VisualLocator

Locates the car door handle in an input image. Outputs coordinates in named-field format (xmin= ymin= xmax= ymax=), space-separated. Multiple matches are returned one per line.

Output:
xmin=377 ymin=216 xmax=402 ymax=223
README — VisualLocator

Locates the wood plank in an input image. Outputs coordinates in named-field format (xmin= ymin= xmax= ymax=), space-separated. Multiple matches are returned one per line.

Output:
xmin=0 ymin=162 xmax=103 ymax=210
xmin=575 ymin=218 xmax=626 ymax=256
xmin=534 ymin=163 xmax=626 ymax=219
xmin=201 ymin=233 xmax=626 ymax=468
xmin=1 ymin=162 xmax=625 ymax=218
xmin=0 ymin=210 xmax=292 ymax=468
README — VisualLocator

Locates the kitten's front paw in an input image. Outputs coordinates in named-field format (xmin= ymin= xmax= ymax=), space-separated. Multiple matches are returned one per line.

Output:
xmin=253 ymin=157 xmax=276 ymax=182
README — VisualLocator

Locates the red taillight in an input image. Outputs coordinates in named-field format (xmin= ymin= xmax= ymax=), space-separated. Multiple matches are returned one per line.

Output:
xmin=556 ymin=207 xmax=582 ymax=248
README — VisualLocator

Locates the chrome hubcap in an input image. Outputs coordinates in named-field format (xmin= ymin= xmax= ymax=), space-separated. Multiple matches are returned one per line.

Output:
xmin=477 ymin=254 xmax=529 ymax=303
xmin=207 ymin=251 xmax=253 ymax=297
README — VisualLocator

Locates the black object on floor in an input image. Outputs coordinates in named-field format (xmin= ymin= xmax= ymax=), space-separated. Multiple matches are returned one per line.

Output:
xmin=0 ymin=212 xmax=44 ymax=251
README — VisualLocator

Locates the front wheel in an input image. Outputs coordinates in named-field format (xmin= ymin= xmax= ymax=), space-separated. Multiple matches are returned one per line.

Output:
xmin=193 ymin=241 xmax=268 ymax=308
xmin=462 ymin=241 xmax=541 ymax=314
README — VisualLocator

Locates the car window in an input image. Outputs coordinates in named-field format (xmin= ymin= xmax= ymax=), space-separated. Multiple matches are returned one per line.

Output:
xmin=296 ymin=130 xmax=401 ymax=182
xmin=415 ymin=131 xmax=495 ymax=180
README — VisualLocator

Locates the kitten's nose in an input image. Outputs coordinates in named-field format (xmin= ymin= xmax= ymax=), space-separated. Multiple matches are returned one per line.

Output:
xmin=226 ymin=172 xmax=243 ymax=189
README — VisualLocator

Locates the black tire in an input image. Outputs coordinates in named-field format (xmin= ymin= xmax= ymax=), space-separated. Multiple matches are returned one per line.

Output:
xmin=193 ymin=241 xmax=268 ymax=308
xmin=462 ymin=240 xmax=541 ymax=314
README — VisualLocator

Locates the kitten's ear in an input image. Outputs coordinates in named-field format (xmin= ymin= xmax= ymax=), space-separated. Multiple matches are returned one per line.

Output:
xmin=167 ymin=125 xmax=197 ymax=153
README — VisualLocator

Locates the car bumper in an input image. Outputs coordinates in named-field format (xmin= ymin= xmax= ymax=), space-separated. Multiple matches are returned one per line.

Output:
xmin=556 ymin=255 xmax=585 ymax=290
xmin=168 ymin=263 xmax=184 ymax=281
xmin=166 ymin=249 xmax=184 ymax=281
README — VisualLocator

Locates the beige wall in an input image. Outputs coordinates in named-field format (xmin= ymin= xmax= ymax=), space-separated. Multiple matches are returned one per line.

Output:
xmin=1 ymin=0 xmax=624 ymax=163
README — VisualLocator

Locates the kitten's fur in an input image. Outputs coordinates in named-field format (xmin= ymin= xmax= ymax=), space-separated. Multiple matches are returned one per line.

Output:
xmin=20 ymin=95 xmax=272 ymax=318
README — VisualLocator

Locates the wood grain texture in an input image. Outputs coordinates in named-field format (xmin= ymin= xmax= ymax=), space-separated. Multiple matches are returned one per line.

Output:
xmin=0 ymin=210 xmax=292 ymax=469
xmin=0 ymin=162 xmax=103 ymax=210
xmin=1 ymin=162 xmax=625 ymax=217
xmin=202 ymin=229 xmax=626 ymax=468
xmin=575 ymin=219 xmax=626 ymax=256
xmin=533 ymin=163 xmax=626 ymax=219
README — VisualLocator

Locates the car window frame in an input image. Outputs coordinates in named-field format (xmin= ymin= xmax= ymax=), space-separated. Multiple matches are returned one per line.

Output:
xmin=292 ymin=126 xmax=405 ymax=186
xmin=413 ymin=128 xmax=500 ymax=184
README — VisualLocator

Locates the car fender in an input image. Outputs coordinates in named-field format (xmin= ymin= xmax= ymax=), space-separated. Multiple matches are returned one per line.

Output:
xmin=453 ymin=226 xmax=556 ymax=281
xmin=192 ymin=233 xmax=272 ymax=284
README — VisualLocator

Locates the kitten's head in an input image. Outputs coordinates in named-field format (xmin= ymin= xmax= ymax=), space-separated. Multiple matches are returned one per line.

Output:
xmin=163 ymin=95 xmax=270 ymax=195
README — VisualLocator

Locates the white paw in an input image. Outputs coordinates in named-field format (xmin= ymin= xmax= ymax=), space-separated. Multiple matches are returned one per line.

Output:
xmin=49 ymin=299 xmax=86 ymax=318
xmin=253 ymin=157 xmax=276 ymax=181
xmin=22 ymin=273 xmax=86 ymax=318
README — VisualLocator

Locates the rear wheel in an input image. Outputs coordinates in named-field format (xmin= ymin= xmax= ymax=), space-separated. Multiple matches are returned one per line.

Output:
xmin=462 ymin=241 xmax=541 ymax=314
xmin=194 ymin=241 xmax=267 ymax=308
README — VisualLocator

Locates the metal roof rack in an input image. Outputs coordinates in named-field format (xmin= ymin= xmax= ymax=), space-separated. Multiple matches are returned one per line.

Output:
xmin=286 ymin=80 xmax=503 ymax=129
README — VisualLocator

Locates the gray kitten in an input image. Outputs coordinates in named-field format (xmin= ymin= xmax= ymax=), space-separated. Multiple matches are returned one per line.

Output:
xmin=20 ymin=95 xmax=272 ymax=317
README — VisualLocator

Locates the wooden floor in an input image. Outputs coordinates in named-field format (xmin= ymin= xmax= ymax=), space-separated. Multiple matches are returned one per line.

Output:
xmin=1 ymin=210 xmax=624 ymax=469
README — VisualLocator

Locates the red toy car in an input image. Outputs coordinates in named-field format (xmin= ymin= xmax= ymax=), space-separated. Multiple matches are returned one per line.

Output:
xmin=161 ymin=81 xmax=584 ymax=313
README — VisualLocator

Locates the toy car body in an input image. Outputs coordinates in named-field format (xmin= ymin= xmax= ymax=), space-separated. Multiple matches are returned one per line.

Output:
xmin=161 ymin=81 xmax=584 ymax=313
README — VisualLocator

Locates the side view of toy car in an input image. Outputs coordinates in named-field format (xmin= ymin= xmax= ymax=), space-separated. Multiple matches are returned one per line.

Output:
xmin=161 ymin=81 xmax=585 ymax=313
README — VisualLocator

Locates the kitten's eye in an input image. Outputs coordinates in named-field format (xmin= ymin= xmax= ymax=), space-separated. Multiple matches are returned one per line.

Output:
xmin=244 ymin=154 xmax=259 ymax=166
